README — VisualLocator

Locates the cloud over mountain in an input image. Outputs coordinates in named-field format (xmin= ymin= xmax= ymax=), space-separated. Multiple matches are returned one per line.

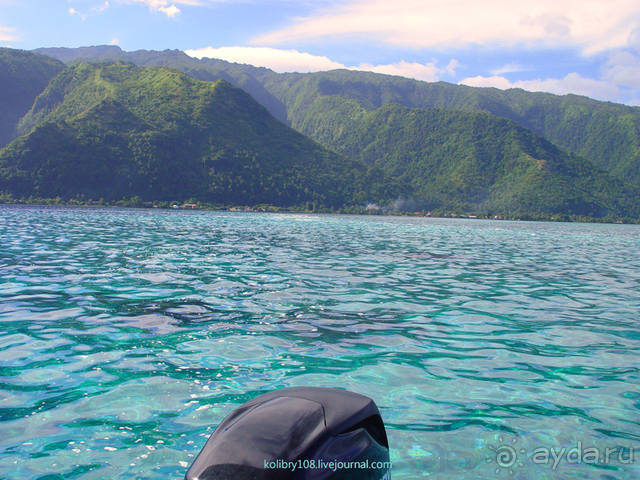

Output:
xmin=252 ymin=0 xmax=640 ymax=54
xmin=186 ymin=46 xmax=457 ymax=81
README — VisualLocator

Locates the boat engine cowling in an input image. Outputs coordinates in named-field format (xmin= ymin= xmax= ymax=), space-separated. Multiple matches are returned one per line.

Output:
xmin=185 ymin=387 xmax=390 ymax=480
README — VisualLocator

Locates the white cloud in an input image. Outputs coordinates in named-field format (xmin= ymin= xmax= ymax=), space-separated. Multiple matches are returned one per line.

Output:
xmin=445 ymin=59 xmax=459 ymax=76
xmin=68 ymin=7 xmax=87 ymax=20
xmin=186 ymin=46 xmax=345 ymax=72
xmin=127 ymin=0 xmax=194 ymax=17
xmin=491 ymin=63 xmax=528 ymax=75
xmin=354 ymin=61 xmax=441 ymax=81
xmin=109 ymin=37 xmax=120 ymax=45
xmin=67 ymin=2 xmax=109 ymax=20
xmin=252 ymin=0 xmax=640 ymax=55
xmin=92 ymin=1 xmax=110 ymax=13
xmin=464 ymin=53 xmax=640 ymax=103
xmin=158 ymin=4 xmax=180 ymax=16
xmin=460 ymin=75 xmax=515 ymax=90
xmin=604 ymin=50 xmax=640 ymax=88
xmin=460 ymin=73 xmax=620 ymax=102
xmin=185 ymin=45 xmax=458 ymax=81
xmin=0 ymin=26 xmax=17 ymax=42
xmin=184 ymin=46 xmax=637 ymax=103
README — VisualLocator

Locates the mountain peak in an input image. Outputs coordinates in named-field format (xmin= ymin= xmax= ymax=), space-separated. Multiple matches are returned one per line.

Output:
xmin=0 ymin=61 xmax=363 ymax=207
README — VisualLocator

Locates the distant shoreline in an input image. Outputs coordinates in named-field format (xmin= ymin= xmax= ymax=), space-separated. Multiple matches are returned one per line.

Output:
xmin=2 ymin=199 xmax=638 ymax=225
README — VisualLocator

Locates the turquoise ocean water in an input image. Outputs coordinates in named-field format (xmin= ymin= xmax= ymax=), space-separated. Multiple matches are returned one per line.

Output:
xmin=1 ymin=205 xmax=639 ymax=479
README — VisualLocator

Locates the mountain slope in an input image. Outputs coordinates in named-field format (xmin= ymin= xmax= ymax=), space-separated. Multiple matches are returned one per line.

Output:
xmin=34 ymin=46 xmax=289 ymax=124
xmin=34 ymin=46 xmax=640 ymax=188
xmin=0 ymin=48 xmax=64 ymax=148
xmin=261 ymin=70 xmax=640 ymax=189
xmin=297 ymin=96 xmax=640 ymax=216
xmin=0 ymin=62 xmax=366 ymax=206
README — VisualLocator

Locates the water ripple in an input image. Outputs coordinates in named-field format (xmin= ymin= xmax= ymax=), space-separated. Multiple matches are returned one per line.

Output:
xmin=0 ymin=206 xmax=639 ymax=479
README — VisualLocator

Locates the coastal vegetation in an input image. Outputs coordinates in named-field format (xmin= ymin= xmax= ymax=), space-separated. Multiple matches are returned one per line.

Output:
xmin=34 ymin=46 xmax=640 ymax=189
xmin=1 ymin=47 xmax=639 ymax=221
xmin=0 ymin=62 xmax=367 ymax=208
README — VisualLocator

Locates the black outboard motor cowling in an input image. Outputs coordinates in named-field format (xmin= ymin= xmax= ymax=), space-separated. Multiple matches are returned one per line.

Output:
xmin=185 ymin=387 xmax=390 ymax=480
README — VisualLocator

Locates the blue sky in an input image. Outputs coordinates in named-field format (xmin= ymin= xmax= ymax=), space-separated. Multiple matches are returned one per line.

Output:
xmin=2 ymin=0 xmax=640 ymax=105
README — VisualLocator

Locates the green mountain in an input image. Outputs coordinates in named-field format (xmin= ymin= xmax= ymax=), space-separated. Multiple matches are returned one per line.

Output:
xmin=34 ymin=46 xmax=640 ymax=189
xmin=34 ymin=46 xmax=289 ymax=124
xmin=0 ymin=62 xmax=365 ymax=207
xmin=297 ymin=96 xmax=639 ymax=217
xmin=0 ymin=48 xmax=64 ymax=148
xmin=263 ymin=70 xmax=640 ymax=189
xmin=3 ymin=47 xmax=637 ymax=218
